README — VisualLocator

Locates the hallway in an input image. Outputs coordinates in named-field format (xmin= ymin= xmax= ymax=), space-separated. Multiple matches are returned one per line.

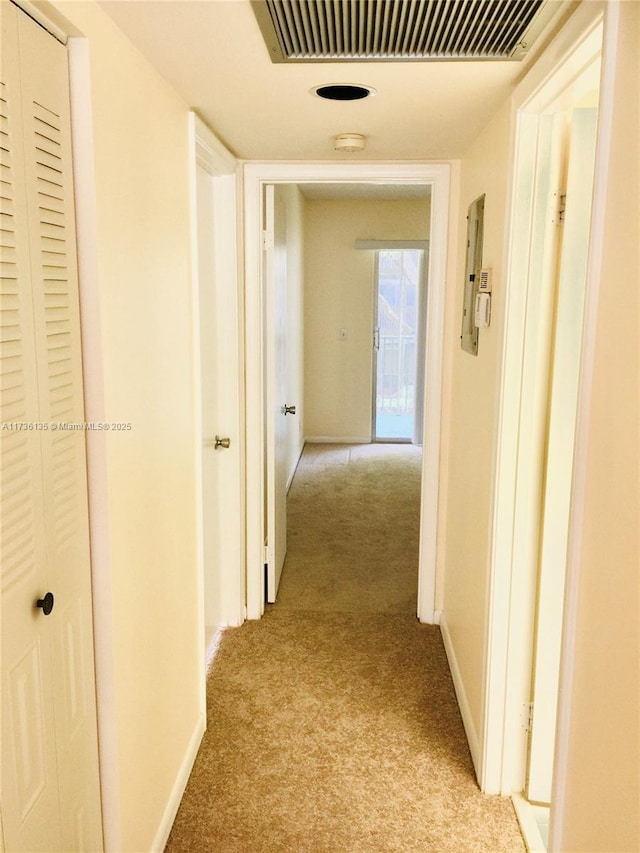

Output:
xmin=165 ymin=445 xmax=525 ymax=851
xmin=1 ymin=2 xmax=635 ymax=848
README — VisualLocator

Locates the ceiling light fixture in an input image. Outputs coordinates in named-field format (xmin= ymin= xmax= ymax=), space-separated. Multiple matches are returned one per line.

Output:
xmin=334 ymin=133 xmax=366 ymax=153
xmin=312 ymin=83 xmax=376 ymax=101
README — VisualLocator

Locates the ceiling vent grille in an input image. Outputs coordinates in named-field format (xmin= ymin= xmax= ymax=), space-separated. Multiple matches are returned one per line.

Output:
xmin=252 ymin=0 xmax=552 ymax=62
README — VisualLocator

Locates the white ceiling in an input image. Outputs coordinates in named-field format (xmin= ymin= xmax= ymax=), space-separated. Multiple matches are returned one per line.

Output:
xmin=99 ymin=0 xmax=574 ymax=162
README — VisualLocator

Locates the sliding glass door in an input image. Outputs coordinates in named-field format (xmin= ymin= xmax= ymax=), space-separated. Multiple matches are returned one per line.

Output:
xmin=373 ymin=249 xmax=423 ymax=442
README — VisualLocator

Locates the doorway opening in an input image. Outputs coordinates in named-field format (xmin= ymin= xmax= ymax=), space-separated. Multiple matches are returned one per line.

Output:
xmin=262 ymin=183 xmax=431 ymax=606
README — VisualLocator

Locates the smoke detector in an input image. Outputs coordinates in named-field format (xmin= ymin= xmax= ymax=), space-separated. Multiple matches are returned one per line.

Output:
xmin=334 ymin=133 xmax=366 ymax=153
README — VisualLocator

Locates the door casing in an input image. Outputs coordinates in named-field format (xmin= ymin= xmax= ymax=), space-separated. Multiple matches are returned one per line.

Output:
xmin=482 ymin=7 xmax=615 ymax=851
xmin=243 ymin=162 xmax=451 ymax=622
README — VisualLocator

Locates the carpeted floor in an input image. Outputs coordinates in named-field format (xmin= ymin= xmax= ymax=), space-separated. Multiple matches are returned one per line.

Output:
xmin=277 ymin=443 xmax=423 ymax=615
xmin=165 ymin=444 xmax=526 ymax=852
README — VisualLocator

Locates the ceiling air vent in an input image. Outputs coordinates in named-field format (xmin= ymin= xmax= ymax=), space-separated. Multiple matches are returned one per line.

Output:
xmin=252 ymin=0 xmax=554 ymax=63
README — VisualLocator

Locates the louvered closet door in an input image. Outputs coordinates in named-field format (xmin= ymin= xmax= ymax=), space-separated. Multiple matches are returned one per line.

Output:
xmin=0 ymin=6 xmax=61 ymax=848
xmin=1 ymin=4 xmax=102 ymax=850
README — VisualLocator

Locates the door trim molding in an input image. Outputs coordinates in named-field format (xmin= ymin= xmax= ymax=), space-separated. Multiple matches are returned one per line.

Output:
xmin=242 ymin=162 xmax=450 ymax=622
xmin=482 ymin=0 xmax=609 ymax=810
xmin=547 ymin=4 xmax=620 ymax=848
xmin=67 ymin=34 xmax=120 ymax=852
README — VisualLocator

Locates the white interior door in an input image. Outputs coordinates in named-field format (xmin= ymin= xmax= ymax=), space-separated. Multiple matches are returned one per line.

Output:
xmin=264 ymin=185 xmax=288 ymax=602
xmin=193 ymin=123 xmax=244 ymax=636
xmin=527 ymin=107 xmax=599 ymax=805
xmin=197 ymin=163 xmax=223 ymax=642
xmin=1 ymin=5 xmax=102 ymax=849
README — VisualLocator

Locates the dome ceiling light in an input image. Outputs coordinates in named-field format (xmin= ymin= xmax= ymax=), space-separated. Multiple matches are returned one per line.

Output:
xmin=333 ymin=133 xmax=366 ymax=153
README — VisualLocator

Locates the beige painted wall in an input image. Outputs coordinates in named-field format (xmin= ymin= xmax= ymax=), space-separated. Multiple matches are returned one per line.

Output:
xmin=304 ymin=197 xmax=430 ymax=441
xmin=52 ymin=3 xmax=201 ymax=850
xmin=557 ymin=2 xmax=639 ymax=849
xmin=442 ymin=100 xmax=511 ymax=745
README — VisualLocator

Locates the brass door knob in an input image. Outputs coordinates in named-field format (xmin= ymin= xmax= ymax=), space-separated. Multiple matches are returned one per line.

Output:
xmin=206 ymin=436 xmax=231 ymax=449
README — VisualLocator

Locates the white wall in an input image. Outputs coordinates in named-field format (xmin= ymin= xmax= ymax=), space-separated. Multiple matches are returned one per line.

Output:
xmin=304 ymin=197 xmax=430 ymax=441
xmin=52 ymin=3 xmax=202 ymax=850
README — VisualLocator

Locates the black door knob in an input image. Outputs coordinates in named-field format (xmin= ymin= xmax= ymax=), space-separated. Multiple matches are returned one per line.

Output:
xmin=36 ymin=592 xmax=54 ymax=615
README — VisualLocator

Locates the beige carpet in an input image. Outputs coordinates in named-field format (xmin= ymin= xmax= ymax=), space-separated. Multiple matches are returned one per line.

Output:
xmin=276 ymin=444 xmax=423 ymax=615
xmin=165 ymin=444 xmax=525 ymax=852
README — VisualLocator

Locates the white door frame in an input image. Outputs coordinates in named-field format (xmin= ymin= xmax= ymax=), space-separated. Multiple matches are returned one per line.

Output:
xmin=482 ymin=0 xmax=615 ymax=823
xmin=66 ymin=33 xmax=119 ymax=853
xmin=243 ymin=162 xmax=450 ymax=621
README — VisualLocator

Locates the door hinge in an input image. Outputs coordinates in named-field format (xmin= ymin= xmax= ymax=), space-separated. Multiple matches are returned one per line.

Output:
xmin=262 ymin=229 xmax=274 ymax=251
xmin=522 ymin=701 xmax=534 ymax=733
xmin=552 ymin=190 xmax=567 ymax=225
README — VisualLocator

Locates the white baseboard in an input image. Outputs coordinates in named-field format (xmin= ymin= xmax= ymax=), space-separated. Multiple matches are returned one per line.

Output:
xmin=151 ymin=712 xmax=206 ymax=852
xmin=439 ymin=612 xmax=482 ymax=782
xmin=511 ymin=793 xmax=548 ymax=852
xmin=305 ymin=435 xmax=370 ymax=444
